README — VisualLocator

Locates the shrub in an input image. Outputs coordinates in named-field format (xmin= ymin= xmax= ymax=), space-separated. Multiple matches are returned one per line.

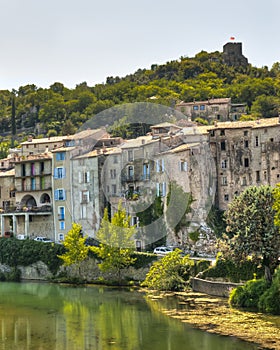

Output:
xmin=258 ymin=268 xmax=280 ymax=315
xmin=229 ymin=279 xmax=269 ymax=309
xmin=141 ymin=249 xmax=194 ymax=291
xmin=201 ymin=255 xmax=264 ymax=282
xmin=0 ymin=238 xmax=65 ymax=275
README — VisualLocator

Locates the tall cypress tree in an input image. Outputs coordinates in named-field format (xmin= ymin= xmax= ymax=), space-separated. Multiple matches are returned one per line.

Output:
xmin=11 ymin=95 xmax=16 ymax=147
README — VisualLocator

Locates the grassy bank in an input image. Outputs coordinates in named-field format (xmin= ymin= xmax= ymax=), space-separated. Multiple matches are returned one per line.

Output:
xmin=145 ymin=291 xmax=280 ymax=350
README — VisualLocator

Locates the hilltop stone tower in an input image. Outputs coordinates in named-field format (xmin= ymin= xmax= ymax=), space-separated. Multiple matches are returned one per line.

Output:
xmin=223 ymin=42 xmax=249 ymax=67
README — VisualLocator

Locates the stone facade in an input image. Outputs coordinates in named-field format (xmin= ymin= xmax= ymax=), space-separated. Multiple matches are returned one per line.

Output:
xmin=0 ymin=116 xmax=279 ymax=251
xmin=199 ymin=117 xmax=280 ymax=210
xmin=176 ymin=98 xmax=246 ymax=122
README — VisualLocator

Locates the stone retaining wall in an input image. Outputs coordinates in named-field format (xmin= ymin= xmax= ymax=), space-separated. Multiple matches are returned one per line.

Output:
xmin=191 ymin=277 xmax=243 ymax=297
xmin=0 ymin=259 xmax=150 ymax=283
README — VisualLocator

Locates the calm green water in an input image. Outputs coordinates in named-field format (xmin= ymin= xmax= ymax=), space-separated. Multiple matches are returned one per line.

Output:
xmin=0 ymin=282 xmax=258 ymax=350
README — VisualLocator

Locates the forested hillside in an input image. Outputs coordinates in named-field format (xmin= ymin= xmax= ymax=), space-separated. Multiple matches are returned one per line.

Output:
xmin=1 ymin=49 xmax=280 ymax=150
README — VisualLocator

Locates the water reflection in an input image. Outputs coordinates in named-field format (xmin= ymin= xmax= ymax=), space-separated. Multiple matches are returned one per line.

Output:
xmin=0 ymin=282 xmax=258 ymax=350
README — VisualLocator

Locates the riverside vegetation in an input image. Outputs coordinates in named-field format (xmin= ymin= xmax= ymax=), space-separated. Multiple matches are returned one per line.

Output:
xmin=0 ymin=187 xmax=279 ymax=348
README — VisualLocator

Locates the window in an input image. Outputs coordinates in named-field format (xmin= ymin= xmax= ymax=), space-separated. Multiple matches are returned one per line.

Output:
xmin=128 ymin=150 xmax=133 ymax=161
xmin=156 ymin=159 xmax=165 ymax=173
xmin=244 ymin=158 xmax=249 ymax=167
xmin=193 ymin=105 xmax=199 ymax=110
xmin=31 ymin=178 xmax=36 ymax=190
xmin=21 ymin=164 xmax=26 ymax=177
xmin=242 ymin=177 xmax=247 ymax=186
xmin=220 ymin=141 xmax=226 ymax=151
xmin=59 ymin=221 xmax=65 ymax=230
xmin=156 ymin=182 xmax=166 ymax=197
xmin=54 ymin=189 xmax=66 ymax=201
xmin=81 ymin=190 xmax=89 ymax=203
xmin=220 ymin=130 xmax=225 ymax=136
xmin=131 ymin=216 xmax=139 ymax=226
xmin=65 ymin=140 xmax=75 ymax=147
xmin=113 ymin=155 xmax=118 ymax=164
xmin=128 ymin=166 xmax=134 ymax=180
xmin=244 ymin=140 xmax=249 ymax=148
xmin=31 ymin=163 xmax=35 ymax=176
xmin=200 ymin=105 xmax=205 ymax=110
xmin=110 ymin=169 xmax=117 ymax=179
xmin=224 ymin=194 xmax=229 ymax=201
xmin=54 ymin=167 xmax=66 ymax=179
xmin=222 ymin=176 xmax=227 ymax=186
xmin=256 ymin=171 xmax=260 ymax=182
xmin=58 ymin=207 xmax=65 ymax=220
xmin=40 ymin=162 xmax=44 ymax=173
xmin=40 ymin=177 xmax=45 ymax=190
xmin=112 ymin=184 xmax=117 ymax=195
xmin=212 ymin=106 xmax=219 ymax=112
xmin=143 ymin=163 xmax=150 ymax=180
xmin=81 ymin=205 xmax=87 ymax=219
xmin=56 ymin=152 xmax=66 ymax=161
xmin=179 ymin=160 xmax=188 ymax=172
xmin=221 ymin=160 xmax=227 ymax=169
xmin=255 ymin=136 xmax=259 ymax=147
xmin=58 ymin=233 xmax=64 ymax=241
xmin=84 ymin=171 xmax=90 ymax=183
xmin=244 ymin=130 xmax=248 ymax=136
xmin=210 ymin=130 xmax=215 ymax=137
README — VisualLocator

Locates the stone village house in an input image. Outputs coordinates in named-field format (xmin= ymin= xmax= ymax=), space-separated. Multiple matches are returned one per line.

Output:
xmin=0 ymin=117 xmax=279 ymax=249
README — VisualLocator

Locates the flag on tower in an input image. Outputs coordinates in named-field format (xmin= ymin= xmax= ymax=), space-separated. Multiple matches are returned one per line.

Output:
xmin=230 ymin=36 xmax=235 ymax=40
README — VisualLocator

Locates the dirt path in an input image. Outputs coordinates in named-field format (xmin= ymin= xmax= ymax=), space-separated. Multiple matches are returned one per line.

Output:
xmin=146 ymin=291 xmax=280 ymax=350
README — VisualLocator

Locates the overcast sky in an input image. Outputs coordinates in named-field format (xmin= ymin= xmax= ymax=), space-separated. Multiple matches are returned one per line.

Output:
xmin=0 ymin=0 xmax=279 ymax=91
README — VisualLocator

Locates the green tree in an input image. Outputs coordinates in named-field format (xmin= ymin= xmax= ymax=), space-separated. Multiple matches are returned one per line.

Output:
xmin=251 ymin=94 xmax=280 ymax=118
xmin=273 ymin=183 xmax=280 ymax=227
xmin=221 ymin=185 xmax=280 ymax=283
xmin=61 ymin=119 xmax=77 ymax=135
xmin=91 ymin=202 xmax=136 ymax=283
xmin=58 ymin=223 xmax=89 ymax=275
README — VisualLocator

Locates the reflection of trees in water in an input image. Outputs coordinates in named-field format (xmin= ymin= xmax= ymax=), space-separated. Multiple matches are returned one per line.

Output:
xmin=0 ymin=283 xmax=257 ymax=350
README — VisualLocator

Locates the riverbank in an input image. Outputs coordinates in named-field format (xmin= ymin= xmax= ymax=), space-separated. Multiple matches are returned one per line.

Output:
xmin=145 ymin=291 xmax=280 ymax=350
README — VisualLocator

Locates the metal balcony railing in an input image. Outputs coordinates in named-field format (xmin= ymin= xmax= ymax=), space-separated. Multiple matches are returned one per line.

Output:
xmin=0 ymin=204 xmax=52 ymax=214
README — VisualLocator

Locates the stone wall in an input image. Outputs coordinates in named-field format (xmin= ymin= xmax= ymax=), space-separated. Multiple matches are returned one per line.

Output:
xmin=191 ymin=277 xmax=243 ymax=297
xmin=0 ymin=258 xmax=150 ymax=283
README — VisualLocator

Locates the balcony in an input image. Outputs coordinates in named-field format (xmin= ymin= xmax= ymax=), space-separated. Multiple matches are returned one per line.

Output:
xmin=0 ymin=204 xmax=52 ymax=214
xmin=17 ymin=185 xmax=52 ymax=192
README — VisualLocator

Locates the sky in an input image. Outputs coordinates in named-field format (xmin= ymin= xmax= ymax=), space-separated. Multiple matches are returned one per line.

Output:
xmin=0 ymin=0 xmax=279 ymax=91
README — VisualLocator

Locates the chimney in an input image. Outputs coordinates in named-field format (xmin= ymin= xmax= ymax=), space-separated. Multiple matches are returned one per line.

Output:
xmin=28 ymin=135 xmax=33 ymax=142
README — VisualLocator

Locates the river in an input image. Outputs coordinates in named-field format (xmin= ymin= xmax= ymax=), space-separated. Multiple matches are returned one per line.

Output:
xmin=0 ymin=282 xmax=258 ymax=350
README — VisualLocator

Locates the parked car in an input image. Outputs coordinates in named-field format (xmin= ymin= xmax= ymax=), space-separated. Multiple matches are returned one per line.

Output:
xmin=34 ymin=236 xmax=53 ymax=243
xmin=3 ymin=231 xmax=13 ymax=238
xmin=17 ymin=234 xmax=27 ymax=240
xmin=153 ymin=246 xmax=173 ymax=256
